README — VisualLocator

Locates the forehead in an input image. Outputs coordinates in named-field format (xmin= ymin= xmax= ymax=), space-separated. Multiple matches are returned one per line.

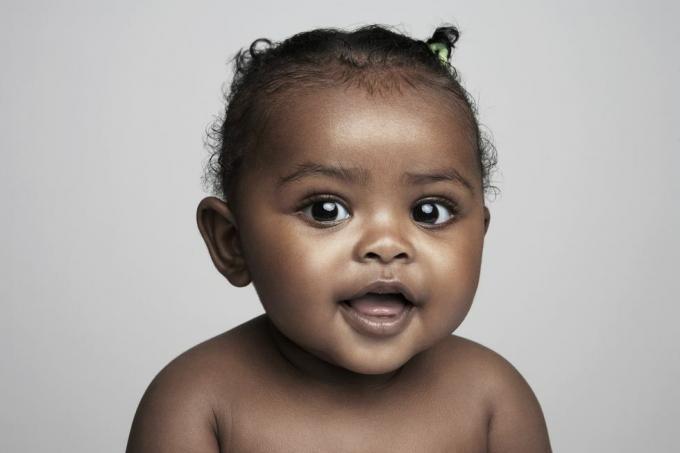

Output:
xmin=249 ymin=86 xmax=479 ymax=186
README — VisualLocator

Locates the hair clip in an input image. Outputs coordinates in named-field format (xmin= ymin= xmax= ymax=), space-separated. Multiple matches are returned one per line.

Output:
xmin=428 ymin=42 xmax=449 ymax=65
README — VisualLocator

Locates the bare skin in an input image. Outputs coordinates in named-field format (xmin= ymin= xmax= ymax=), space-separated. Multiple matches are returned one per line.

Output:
xmin=126 ymin=85 xmax=551 ymax=452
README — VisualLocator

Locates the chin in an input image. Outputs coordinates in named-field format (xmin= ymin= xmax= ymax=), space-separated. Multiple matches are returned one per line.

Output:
xmin=336 ymin=349 xmax=413 ymax=375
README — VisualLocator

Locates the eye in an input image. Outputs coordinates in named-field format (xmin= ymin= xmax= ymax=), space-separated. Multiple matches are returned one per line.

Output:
xmin=412 ymin=199 xmax=458 ymax=226
xmin=300 ymin=197 xmax=350 ymax=224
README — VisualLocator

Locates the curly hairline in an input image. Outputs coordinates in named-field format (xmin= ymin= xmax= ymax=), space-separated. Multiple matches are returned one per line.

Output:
xmin=203 ymin=25 xmax=499 ymax=204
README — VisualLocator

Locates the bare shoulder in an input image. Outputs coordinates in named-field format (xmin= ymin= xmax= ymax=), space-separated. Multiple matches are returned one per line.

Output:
xmin=440 ymin=335 xmax=539 ymax=393
xmin=125 ymin=321 xmax=259 ymax=453
xmin=441 ymin=335 xmax=553 ymax=453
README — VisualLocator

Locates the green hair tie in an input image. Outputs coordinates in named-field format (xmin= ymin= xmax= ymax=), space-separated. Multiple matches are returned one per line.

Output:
xmin=428 ymin=42 xmax=449 ymax=65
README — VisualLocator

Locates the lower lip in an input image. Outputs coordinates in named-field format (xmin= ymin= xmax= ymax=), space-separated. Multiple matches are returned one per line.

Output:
xmin=339 ymin=299 xmax=415 ymax=337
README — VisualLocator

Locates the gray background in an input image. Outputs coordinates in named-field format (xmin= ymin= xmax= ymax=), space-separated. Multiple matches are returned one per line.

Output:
xmin=2 ymin=1 xmax=679 ymax=451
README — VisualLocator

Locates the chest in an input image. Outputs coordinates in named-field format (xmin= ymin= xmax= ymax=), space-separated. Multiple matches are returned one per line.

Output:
xmin=218 ymin=390 xmax=488 ymax=452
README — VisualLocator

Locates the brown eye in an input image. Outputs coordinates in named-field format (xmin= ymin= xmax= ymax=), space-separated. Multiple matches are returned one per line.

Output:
xmin=412 ymin=199 xmax=457 ymax=225
xmin=301 ymin=199 xmax=350 ymax=223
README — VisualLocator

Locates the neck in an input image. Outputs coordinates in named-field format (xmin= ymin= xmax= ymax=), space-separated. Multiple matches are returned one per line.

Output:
xmin=263 ymin=315 xmax=404 ymax=395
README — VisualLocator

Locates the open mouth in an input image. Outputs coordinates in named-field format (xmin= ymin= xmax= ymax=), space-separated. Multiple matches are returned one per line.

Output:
xmin=340 ymin=292 xmax=413 ymax=317
xmin=338 ymin=292 xmax=415 ymax=337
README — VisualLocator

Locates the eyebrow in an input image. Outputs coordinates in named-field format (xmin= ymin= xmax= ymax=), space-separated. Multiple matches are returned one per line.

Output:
xmin=278 ymin=162 xmax=370 ymax=186
xmin=277 ymin=161 xmax=474 ymax=194
xmin=403 ymin=168 xmax=474 ymax=193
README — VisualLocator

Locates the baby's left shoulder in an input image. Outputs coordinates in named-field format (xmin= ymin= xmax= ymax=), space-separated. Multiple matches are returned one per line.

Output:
xmin=437 ymin=335 xmax=553 ymax=452
xmin=439 ymin=335 xmax=531 ymax=388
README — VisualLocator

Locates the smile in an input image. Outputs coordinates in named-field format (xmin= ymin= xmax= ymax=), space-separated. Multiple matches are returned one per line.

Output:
xmin=339 ymin=293 xmax=415 ymax=337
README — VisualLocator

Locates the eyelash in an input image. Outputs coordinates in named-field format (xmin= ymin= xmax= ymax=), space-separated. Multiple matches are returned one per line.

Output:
xmin=295 ymin=193 xmax=461 ymax=228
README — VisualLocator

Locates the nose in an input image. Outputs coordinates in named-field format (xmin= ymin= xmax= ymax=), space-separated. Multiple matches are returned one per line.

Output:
xmin=354 ymin=212 xmax=414 ymax=265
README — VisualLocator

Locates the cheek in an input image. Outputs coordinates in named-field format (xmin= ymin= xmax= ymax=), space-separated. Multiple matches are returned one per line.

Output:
xmin=239 ymin=214 xmax=342 ymax=309
xmin=423 ymin=227 xmax=484 ymax=322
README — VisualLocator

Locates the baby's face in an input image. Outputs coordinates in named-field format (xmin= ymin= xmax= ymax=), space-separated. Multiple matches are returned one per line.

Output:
xmin=230 ymin=85 xmax=489 ymax=375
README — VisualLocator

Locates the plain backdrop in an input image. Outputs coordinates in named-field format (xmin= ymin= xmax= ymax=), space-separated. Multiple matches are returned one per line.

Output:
xmin=2 ymin=1 xmax=679 ymax=451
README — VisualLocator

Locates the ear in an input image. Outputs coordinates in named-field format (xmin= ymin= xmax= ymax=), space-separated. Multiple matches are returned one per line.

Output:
xmin=483 ymin=206 xmax=491 ymax=235
xmin=196 ymin=196 xmax=251 ymax=287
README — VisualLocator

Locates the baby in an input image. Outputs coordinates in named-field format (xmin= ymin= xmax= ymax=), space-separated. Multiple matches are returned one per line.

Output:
xmin=126 ymin=24 xmax=552 ymax=452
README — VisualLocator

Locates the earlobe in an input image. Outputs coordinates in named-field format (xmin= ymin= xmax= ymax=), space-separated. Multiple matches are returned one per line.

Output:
xmin=196 ymin=196 xmax=251 ymax=287
xmin=483 ymin=206 xmax=491 ymax=235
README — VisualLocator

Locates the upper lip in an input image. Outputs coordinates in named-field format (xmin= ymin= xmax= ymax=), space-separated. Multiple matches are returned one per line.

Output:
xmin=343 ymin=279 xmax=418 ymax=306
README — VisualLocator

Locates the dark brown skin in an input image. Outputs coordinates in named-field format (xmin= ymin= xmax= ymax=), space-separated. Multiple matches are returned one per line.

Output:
xmin=126 ymin=86 xmax=551 ymax=452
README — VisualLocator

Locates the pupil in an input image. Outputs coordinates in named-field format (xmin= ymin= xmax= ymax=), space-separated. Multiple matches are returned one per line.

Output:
xmin=414 ymin=202 xmax=437 ymax=223
xmin=312 ymin=201 xmax=338 ymax=220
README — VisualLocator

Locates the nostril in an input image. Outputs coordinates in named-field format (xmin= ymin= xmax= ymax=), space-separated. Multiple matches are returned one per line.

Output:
xmin=363 ymin=251 xmax=409 ymax=262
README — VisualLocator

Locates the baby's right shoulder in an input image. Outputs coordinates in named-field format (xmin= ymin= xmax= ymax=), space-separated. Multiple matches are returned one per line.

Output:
xmin=125 ymin=327 xmax=255 ymax=452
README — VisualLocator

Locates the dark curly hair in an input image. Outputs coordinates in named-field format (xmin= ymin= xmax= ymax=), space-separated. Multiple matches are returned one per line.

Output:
xmin=203 ymin=24 xmax=498 ymax=204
